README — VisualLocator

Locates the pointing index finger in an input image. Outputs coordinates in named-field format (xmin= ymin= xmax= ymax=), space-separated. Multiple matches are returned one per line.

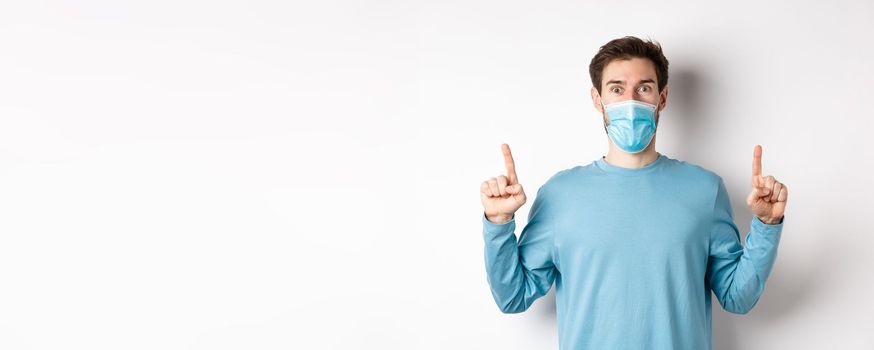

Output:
xmin=502 ymin=143 xmax=518 ymax=185
xmin=752 ymin=144 xmax=763 ymax=185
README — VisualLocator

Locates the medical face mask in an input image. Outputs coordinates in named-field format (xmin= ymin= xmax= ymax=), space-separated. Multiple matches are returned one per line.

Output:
xmin=601 ymin=99 xmax=658 ymax=154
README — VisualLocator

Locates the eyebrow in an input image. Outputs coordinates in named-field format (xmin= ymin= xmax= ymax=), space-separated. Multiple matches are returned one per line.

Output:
xmin=605 ymin=79 xmax=657 ymax=86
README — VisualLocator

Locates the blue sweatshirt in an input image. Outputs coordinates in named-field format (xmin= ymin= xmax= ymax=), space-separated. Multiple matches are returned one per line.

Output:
xmin=482 ymin=153 xmax=784 ymax=349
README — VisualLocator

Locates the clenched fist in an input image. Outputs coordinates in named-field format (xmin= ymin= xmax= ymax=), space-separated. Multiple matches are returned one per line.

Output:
xmin=746 ymin=145 xmax=788 ymax=224
xmin=481 ymin=143 xmax=527 ymax=224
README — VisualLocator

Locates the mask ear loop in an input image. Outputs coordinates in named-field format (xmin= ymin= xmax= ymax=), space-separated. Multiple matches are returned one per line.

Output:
xmin=599 ymin=95 xmax=609 ymax=135
xmin=652 ymin=94 xmax=663 ymax=130
xmin=599 ymin=97 xmax=610 ymax=159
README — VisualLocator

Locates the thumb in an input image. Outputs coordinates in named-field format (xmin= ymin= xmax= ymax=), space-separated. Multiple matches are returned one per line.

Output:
xmin=747 ymin=186 xmax=770 ymax=203
xmin=506 ymin=184 xmax=521 ymax=194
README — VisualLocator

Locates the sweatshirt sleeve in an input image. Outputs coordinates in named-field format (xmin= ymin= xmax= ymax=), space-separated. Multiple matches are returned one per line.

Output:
xmin=482 ymin=186 xmax=557 ymax=314
xmin=706 ymin=177 xmax=784 ymax=314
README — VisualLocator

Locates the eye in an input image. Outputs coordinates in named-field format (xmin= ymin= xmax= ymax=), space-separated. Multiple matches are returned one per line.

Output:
xmin=610 ymin=86 xmax=622 ymax=94
xmin=638 ymin=85 xmax=650 ymax=93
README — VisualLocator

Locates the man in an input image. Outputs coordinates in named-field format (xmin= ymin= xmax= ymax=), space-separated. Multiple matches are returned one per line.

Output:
xmin=479 ymin=36 xmax=788 ymax=349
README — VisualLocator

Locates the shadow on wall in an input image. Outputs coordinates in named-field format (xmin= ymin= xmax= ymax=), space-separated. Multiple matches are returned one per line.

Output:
xmin=539 ymin=288 xmax=557 ymax=320
xmin=670 ymin=67 xmax=827 ymax=350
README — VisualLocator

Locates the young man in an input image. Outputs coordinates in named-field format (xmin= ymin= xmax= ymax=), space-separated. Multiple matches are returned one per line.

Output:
xmin=479 ymin=36 xmax=788 ymax=349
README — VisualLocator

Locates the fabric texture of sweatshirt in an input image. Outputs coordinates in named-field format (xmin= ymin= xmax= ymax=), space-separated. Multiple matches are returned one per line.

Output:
xmin=482 ymin=152 xmax=784 ymax=350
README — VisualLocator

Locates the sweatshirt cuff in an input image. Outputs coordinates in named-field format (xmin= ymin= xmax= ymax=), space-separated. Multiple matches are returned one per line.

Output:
xmin=482 ymin=212 xmax=516 ymax=237
xmin=751 ymin=215 xmax=784 ymax=235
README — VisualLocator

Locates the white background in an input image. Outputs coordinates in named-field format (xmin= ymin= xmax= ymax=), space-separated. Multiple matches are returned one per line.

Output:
xmin=1 ymin=1 xmax=872 ymax=349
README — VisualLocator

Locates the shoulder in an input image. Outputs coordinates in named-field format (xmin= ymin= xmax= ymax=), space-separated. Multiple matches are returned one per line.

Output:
xmin=661 ymin=155 xmax=725 ymax=187
xmin=661 ymin=156 xmax=734 ymax=209
xmin=539 ymin=165 xmax=583 ymax=191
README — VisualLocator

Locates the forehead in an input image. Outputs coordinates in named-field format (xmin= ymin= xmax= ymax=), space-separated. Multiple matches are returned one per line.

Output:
xmin=602 ymin=57 xmax=657 ymax=85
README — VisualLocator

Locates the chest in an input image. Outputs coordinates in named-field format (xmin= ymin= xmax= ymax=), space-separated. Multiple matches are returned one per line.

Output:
xmin=550 ymin=184 xmax=712 ymax=270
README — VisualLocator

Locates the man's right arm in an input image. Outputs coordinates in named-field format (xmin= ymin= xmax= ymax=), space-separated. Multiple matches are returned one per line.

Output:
xmin=479 ymin=143 xmax=557 ymax=313
xmin=482 ymin=186 xmax=557 ymax=314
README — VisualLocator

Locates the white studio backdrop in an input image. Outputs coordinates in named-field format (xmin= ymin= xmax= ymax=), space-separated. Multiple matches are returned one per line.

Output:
xmin=0 ymin=1 xmax=872 ymax=349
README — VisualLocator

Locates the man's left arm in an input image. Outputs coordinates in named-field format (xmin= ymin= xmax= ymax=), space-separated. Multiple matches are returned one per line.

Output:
xmin=707 ymin=145 xmax=788 ymax=314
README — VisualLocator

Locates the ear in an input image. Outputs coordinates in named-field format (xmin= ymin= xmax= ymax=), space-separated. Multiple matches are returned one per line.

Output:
xmin=591 ymin=86 xmax=604 ymax=113
xmin=658 ymin=85 xmax=669 ymax=112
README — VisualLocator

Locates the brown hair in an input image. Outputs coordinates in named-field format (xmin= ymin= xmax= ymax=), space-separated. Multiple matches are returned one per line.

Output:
xmin=589 ymin=36 xmax=669 ymax=94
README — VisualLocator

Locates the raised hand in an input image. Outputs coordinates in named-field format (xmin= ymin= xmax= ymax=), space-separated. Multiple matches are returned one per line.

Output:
xmin=746 ymin=145 xmax=788 ymax=224
xmin=481 ymin=143 xmax=527 ymax=224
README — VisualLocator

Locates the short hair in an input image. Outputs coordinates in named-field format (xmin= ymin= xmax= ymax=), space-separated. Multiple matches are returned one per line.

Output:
xmin=589 ymin=36 xmax=669 ymax=94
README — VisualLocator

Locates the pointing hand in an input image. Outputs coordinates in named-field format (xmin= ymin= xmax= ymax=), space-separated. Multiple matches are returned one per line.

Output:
xmin=746 ymin=145 xmax=788 ymax=224
xmin=481 ymin=143 xmax=527 ymax=224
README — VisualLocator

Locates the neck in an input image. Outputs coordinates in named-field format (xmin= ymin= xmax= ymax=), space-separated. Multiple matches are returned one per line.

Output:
xmin=603 ymin=136 xmax=660 ymax=169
